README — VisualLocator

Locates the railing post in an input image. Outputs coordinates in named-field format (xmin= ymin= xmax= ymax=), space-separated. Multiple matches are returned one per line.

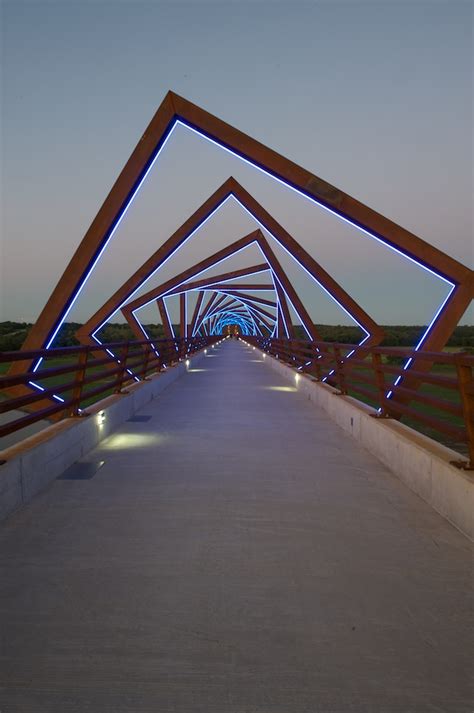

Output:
xmin=455 ymin=355 xmax=474 ymax=468
xmin=372 ymin=350 xmax=389 ymax=417
xmin=312 ymin=343 xmax=322 ymax=381
xmin=333 ymin=346 xmax=347 ymax=394
xmin=141 ymin=344 xmax=151 ymax=380
xmin=115 ymin=341 xmax=130 ymax=393
xmin=160 ymin=341 xmax=170 ymax=370
xmin=70 ymin=348 xmax=88 ymax=416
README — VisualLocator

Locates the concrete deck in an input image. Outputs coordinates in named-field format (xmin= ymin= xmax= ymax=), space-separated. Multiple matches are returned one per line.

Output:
xmin=0 ymin=339 xmax=472 ymax=712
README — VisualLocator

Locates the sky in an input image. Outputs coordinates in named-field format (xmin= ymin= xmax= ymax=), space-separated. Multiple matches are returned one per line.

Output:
xmin=1 ymin=0 xmax=472 ymax=331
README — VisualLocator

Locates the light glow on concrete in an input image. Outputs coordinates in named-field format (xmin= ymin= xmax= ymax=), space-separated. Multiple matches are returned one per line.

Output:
xmin=261 ymin=385 xmax=297 ymax=393
xmin=102 ymin=433 xmax=167 ymax=450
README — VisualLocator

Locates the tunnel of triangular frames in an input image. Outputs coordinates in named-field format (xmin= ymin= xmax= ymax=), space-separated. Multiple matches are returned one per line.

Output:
xmin=77 ymin=179 xmax=384 ymax=351
xmin=11 ymin=91 xmax=473 ymax=402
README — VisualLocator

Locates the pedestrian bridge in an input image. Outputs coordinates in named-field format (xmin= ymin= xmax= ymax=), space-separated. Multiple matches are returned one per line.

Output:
xmin=0 ymin=338 xmax=472 ymax=711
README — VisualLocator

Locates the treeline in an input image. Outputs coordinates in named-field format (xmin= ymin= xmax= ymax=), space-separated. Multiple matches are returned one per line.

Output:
xmin=0 ymin=321 xmax=168 ymax=352
xmin=291 ymin=324 xmax=474 ymax=347
xmin=0 ymin=321 xmax=473 ymax=352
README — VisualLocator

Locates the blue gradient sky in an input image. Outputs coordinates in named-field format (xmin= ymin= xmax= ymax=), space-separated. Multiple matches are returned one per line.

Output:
xmin=1 ymin=0 xmax=472 ymax=328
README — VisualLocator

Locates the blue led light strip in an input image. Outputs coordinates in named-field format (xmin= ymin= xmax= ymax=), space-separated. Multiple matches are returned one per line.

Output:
xmin=32 ymin=112 xmax=457 ymax=404
xmin=178 ymin=121 xmax=455 ymax=287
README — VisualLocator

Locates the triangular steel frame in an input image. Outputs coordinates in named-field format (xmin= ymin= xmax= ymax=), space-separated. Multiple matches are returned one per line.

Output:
xmin=10 ymin=91 xmax=472 ymax=386
xmin=120 ymin=230 xmax=310 ymax=342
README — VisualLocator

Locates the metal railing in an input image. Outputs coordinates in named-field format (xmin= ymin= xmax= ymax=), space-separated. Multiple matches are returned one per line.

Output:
xmin=0 ymin=336 xmax=217 ymax=440
xmin=246 ymin=337 xmax=474 ymax=468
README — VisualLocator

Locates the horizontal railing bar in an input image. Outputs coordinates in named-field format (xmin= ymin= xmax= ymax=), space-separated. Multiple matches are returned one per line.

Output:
xmin=246 ymin=335 xmax=473 ymax=465
xmin=0 ymin=400 xmax=70 ymax=438
xmin=347 ymin=384 xmax=380 ymax=402
xmin=0 ymin=337 xmax=217 ymax=443
xmin=0 ymin=362 xmax=83 ymax=388
xmin=0 ymin=379 xmax=79 ymax=413
xmin=382 ymin=398 xmax=466 ymax=441
xmin=80 ymin=378 xmax=127 ymax=403
xmin=0 ymin=338 xmax=189 ymax=364
xmin=389 ymin=385 xmax=463 ymax=417
xmin=346 ymin=371 xmax=378 ymax=387
xmin=378 ymin=364 xmax=459 ymax=388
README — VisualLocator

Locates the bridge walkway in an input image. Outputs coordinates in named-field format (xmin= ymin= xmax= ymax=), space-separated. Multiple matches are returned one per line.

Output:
xmin=0 ymin=339 xmax=471 ymax=711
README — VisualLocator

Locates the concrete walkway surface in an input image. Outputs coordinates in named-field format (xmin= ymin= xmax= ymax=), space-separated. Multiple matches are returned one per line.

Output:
xmin=0 ymin=339 xmax=472 ymax=712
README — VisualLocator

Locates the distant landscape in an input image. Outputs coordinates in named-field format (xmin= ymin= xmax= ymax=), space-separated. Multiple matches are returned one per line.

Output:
xmin=0 ymin=321 xmax=473 ymax=352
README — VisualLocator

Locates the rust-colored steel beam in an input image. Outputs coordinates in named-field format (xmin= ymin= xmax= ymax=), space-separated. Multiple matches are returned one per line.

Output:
xmin=195 ymin=292 xmax=259 ymax=334
xmin=210 ymin=307 xmax=255 ymax=334
xmin=119 ymin=229 xmax=260 ymax=324
xmin=217 ymin=291 xmax=277 ymax=318
xmin=274 ymin=281 xmax=295 ymax=338
xmin=237 ymin=299 xmax=277 ymax=323
xmin=240 ymin=305 xmax=275 ymax=333
xmin=211 ymin=309 xmax=252 ymax=330
xmin=205 ymin=297 xmax=240 ymax=320
xmin=91 ymin=178 xmax=389 ymax=351
xmin=236 ymin=297 xmax=277 ymax=320
xmin=120 ymin=228 xmax=318 ymax=342
xmin=165 ymin=263 xmax=270 ymax=296
xmin=185 ymin=283 xmax=275 ymax=293
xmin=180 ymin=293 xmax=187 ymax=339
xmin=167 ymin=92 xmax=469 ymax=282
xmin=157 ymin=298 xmax=174 ymax=341
xmin=276 ymin=305 xmax=285 ymax=339
xmin=12 ymin=91 xmax=471 ymax=399
xmin=15 ymin=91 xmax=470 ymax=363
xmin=178 ymin=280 xmax=275 ymax=332
xmin=189 ymin=282 xmax=277 ymax=335
xmin=197 ymin=298 xmax=244 ymax=334
xmin=189 ymin=291 xmax=205 ymax=336
xmin=193 ymin=292 xmax=224 ymax=335
xmin=215 ymin=290 xmax=277 ymax=308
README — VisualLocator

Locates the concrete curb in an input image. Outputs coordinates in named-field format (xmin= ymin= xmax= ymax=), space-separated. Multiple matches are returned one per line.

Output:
xmin=257 ymin=348 xmax=474 ymax=540
xmin=0 ymin=351 xmax=206 ymax=522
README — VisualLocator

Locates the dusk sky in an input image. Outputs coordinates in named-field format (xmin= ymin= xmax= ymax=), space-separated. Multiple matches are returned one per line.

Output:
xmin=1 ymin=0 xmax=472 ymax=329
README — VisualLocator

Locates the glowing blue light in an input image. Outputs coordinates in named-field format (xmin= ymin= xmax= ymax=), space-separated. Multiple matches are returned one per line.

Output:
xmin=132 ymin=320 xmax=160 ymax=359
xmin=168 ymin=268 xmax=271 ymax=296
xmin=162 ymin=297 xmax=177 ymax=343
xmin=91 ymin=333 xmax=141 ymax=382
xmin=34 ymin=121 xmax=181 ymax=374
xmin=98 ymin=163 xmax=464 ymax=390
xmin=243 ymin=302 xmax=276 ymax=331
xmin=232 ymin=196 xmax=370 ymax=341
xmin=99 ymin=194 xmax=244 ymax=334
xmin=36 ymin=111 xmax=455 ymax=405
xmin=209 ymin=306 xmax=254 ymax=336
xmin=271 ymin=271 xmax=313 ymax=341
xmin=182 ymin=294 xmax=188 ymax=339
xmin=27 ymin=380 xmax=65 ymax=403
xmin=130 ymin=240 xmax=257 ymax=318
xmin=178 ymin=120 xmax=455 ymax=287
xmin=242 ymin=303 xmax=263 ymax=335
